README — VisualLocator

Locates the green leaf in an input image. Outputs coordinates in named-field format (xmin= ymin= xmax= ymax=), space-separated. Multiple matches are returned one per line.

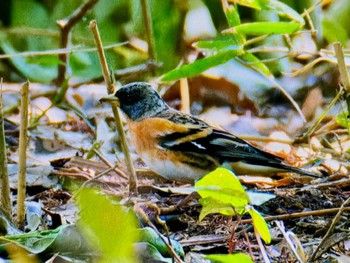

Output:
xmin=0 ymin=36 xmax=57 ymax=83
xmin=195 ymin=168 xmax=249 ymax=208
xmin=237 ymin=52 xmax=271 ymax=76
xmin=336 ymin=111 xmax=350 ymax=128
xmin=198 ymin=197 xmax=242 ymax=221
xmin=162 ymin=50 xmax=242 ymax=81
xmin=222 ymin=5 xmax=245 ymax=45
xmin=139 ymin=227 xmax=184 ymax=258
xmin=1 ymin=225 xmax=65 ymax=254
xmin=195 ymin=35 xmax=243 ymax=52
xmin=230 ymin=22 xmax=300 ymax=35
xmin=248 ymin=207 xmax=271 ymax=244
xmin=263 ymin=0 xmax=305 ymax=25
xmin=224 ymin=4 xmax=241 ymax=27
xmin=75 ymin=188 xmax=139 ymax=263
xmin=206 ymin=253 xmax=254 ymax=263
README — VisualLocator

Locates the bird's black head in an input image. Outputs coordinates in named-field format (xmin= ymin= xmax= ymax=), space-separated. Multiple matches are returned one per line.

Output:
xmin=115 ymin=82 xmax=168 ymax=121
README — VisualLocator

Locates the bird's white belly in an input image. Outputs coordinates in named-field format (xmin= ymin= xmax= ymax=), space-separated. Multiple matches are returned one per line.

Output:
xmin=141 ymin=154 xmax=208 ymax=183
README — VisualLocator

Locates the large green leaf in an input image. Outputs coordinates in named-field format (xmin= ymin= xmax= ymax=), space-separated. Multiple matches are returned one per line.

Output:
xmin=230 ymin=22 xmax=300 ymax=35
xmin=195 ymin=168 xmax=249 ymax=208
xmin=75 ymin=188 xmax=139 ymax=263
xmin=162 ymin=50 xmax=242 ymax=81
xmin=198 ymin=197 xmax=243 ymax=221
xmin=0 ymin=36 xmax=58 ymax=83
xmin=1 ymin=225 xmax=65 ymax=254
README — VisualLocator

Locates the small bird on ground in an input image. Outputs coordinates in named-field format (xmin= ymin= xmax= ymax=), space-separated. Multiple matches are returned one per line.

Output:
xmin=100 ymin=82 xmax=316 ymax=183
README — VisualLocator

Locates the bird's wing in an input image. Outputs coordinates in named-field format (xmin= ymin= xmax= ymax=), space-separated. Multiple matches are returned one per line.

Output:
xmin=156 ymin=110 xmax=316 ymax=177
xmin=159 ymin=125 xmax=284 ymax=165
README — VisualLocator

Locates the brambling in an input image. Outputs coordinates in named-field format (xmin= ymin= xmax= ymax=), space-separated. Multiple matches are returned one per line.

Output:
xmin=101 ymin=82 xmax=316 ymax=183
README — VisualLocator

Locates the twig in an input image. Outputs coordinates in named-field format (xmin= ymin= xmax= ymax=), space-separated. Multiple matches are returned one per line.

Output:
xmin=275 ymin=221 xmax=306 ymax=263
xmin=56 ymin=0 xmax=98 ymax=86
xmin=334 ymin=42 xmax=350 ymax=112
xmin=79 ymin=165 xmax=118 ymax=190
xmin=140 ymin=0 xmax=155 ymax=61
xmin=254 ymin=228 xmax=270 ymax=263
xmin=89 ymin=20 xmax=138 ymax=194
xmin=295 ymin=87 xmax=343 ymax=143
xmin=240 ymin=206 xmax=350 ymax=224
xmin=93 ymin=149 xmax=128 ymax=179
xmin=17 ymin=81 xmax=30 ymax=228
xmin=310 ymin=197 xmax=350 ymax=261
xmin=268 ymin=78 xmax=306 ymax=123
xmin=0 ymin=43 xmax=127 ymax=60
xmin=0 ymin=79 xmax=12 ymax=220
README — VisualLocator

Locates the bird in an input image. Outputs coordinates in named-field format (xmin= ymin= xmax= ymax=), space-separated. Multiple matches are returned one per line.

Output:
xmin=100 ymin=82 xmax=317 ymax=183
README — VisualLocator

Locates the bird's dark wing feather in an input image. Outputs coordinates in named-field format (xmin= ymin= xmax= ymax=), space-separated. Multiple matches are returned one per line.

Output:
xmin=160 ymin=127 xmax=283 ymax=165
xmin=157 ymin=109 xmax=316 ymax=177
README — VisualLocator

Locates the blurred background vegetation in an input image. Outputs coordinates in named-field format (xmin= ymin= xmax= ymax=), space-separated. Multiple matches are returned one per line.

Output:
xmin=0 ymin=0 xmax=349 ymax=85
xmin=2 ymin=0 xmax=350 ymax=127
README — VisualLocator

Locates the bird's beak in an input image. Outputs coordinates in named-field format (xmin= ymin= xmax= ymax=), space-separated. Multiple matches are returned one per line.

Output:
xmin=99 ymin=94 xmax=120 ymax=106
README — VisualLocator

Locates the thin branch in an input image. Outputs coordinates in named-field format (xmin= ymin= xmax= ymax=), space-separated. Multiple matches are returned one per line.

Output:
xmin=310 ymin=197 xmax=350 ymax=261
xmin=0 ymin=79 xmax=12 ymax=220
xmin=89 ymin=20 xmax=138 ymax=194
xmin=17 ymin=81 xmax=30 ymax=228
xmin=295 ymin=87 xmax=343 ymax=142
xmin=275 ymin=221 xmax=306 ymax=263
xmin=56 ymin=0 xmax=99 ymax=86
xmin=140 ymin=0 xmax=155 ymax=60
xmin=240 ymin=206 xmax=350 ymax=224
xmin=0 ymin=42 xmax=128 ymax=60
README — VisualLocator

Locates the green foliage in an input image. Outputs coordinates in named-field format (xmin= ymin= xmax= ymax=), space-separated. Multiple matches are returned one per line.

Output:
xmin=1 ymin=226 xmax=64 ymax=254
xmin=162 ymin=0 xmax=305 ymax=81
xmin=139 ymin=227 xmax=184 ymax=258
xmin=75 ymin=188 xmax=139 ymax=263
xmin=231 ymin=22 xmax=300 ymax=35
xmin=195 ymin=167 xmax=271 ymax=247
xmin=247 ymin=206 xmax=271 ymax=244
xmin=162 ymin=50 xmax=243 ymax=81
xmin=206 ymin=253 xmax=254 ymax=263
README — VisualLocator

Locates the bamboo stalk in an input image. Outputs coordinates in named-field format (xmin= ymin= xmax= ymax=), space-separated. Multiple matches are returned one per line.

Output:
xmin=17 ymin=81 xmax=30 ymax=228
xmin=0 ymin=79 xmax=12 ymax=220
xmin=89 ymin=20 xmax=138 ymax=194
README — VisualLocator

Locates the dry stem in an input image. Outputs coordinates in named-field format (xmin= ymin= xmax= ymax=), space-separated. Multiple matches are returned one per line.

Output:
xmin=17 ymin=81 xmax=30 ymax=228
xmin=56 ymin=0 xmax=98 ymax=86
xmin=89 ymin=20 xmax=138 ymax=194
xmin=0 ymin=79 xmax=12 ymax=220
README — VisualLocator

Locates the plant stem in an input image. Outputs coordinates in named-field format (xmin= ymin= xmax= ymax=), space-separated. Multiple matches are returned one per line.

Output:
xmin=17 ymin=81 xmax=30 ymax=228
xmin=56 ymin=0 xmax=98 ymax=86
xmin=89 ymin=20 xmax=138 ymax=194
xmin=140 ymin=0 xmax=155 ymax=61
xmin=0 ymin=79 xmax=12 ymax=220
xmin=334 ymin=42 xmax=350 ymax=112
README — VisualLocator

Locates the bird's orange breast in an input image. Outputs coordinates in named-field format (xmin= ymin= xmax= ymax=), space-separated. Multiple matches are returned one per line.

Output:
xmin=127 ymin=117 xmax=188 ymax=158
